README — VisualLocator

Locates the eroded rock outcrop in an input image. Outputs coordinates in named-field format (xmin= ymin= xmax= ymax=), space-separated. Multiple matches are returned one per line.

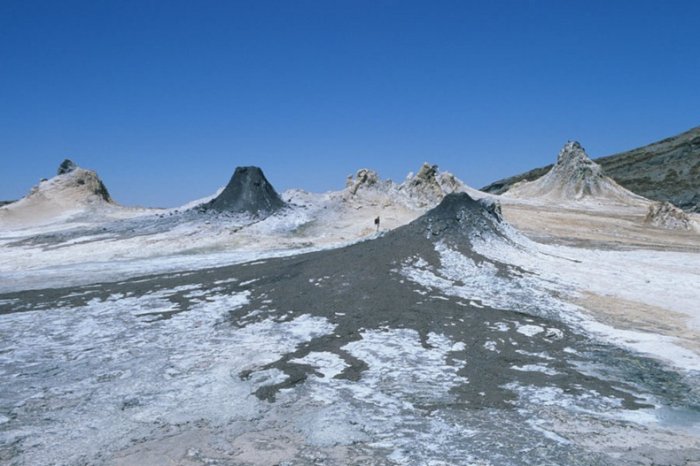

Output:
xmin=644 ymin=201 xmax=693 ymax=230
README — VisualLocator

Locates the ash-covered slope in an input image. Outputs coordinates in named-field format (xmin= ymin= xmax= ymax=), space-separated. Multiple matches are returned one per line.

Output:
xmin=161 ymin=193 xmax=668 ymax=412
xmin=203 ymin=166 xmax=285 ymax=216
xmin=402 ymin=190 xmax=507 ymax=245
xmin=505 ymin=141 xmax=646 ymax=205
xmin=3 ymin=191 xmax=697 ymax=464
xmin=0 ymin=159 xmax=114 ymax=228
xmin=483 ymin=126 xmax=700 ymax=211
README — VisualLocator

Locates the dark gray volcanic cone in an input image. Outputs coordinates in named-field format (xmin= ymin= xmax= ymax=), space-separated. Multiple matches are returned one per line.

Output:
xmin=204 ymin=166 xmax=285 ymax=215
xmin=407 ymin=191 xmax=506 ymax=245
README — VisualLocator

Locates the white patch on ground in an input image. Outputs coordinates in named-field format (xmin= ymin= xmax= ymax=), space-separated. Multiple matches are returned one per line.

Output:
xmin=511 ymin=364 xmax=560 ymax=376
xmin=280 ymin=328 xmax=487 ymax=464
xmin=525 ymin=418 xmax=572 ymax=445
xmin=247 ymin=368 xmax=289 ymax=390
xmin=402 ymin=235 xmax=700 ymax=372
xmin=291 ymin=351 xmax=349 ymax=380
xmin=402 ymin=241 xmax=570 ymax=323
xmin=506 ymin=381 xmax=681 ymax=435
xmin=342 ymin=330 xmax=468 ymax=403
xmin=506 ymin=383 xmax=626 ymax=417
xmin=516 ymin=349 xmax=555 ymax=360
xmin=484 ymin=341 xmax=499 ymax=352
xmin=0 ymin=288 xmax=336 ymax=465
xmin=580 ymin=319 xmax=700 ymax=371
xmin=471 ymin=231 xmax=700 ymax=371
xmin=517 ymin=324 xmax=544 ymax=337
xmin=491 ymin=322 xmax=510 ymax=332
xmin=0 ymin=246 xmax=318 ymax=293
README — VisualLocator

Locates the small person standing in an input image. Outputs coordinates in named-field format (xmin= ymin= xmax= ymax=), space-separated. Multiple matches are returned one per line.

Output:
xmin=374 ymin=216 xmax=380 ymax=232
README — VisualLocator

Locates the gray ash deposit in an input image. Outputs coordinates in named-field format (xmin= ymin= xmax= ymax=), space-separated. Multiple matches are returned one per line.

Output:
xmin=2 ymin=192 xmax=699 ymax=464
xmin=202 ymin=166 xmax=285 ymax=216
xmin=410 ymin=191 xmax=506 ymax=244
xmin=223 ymin=193 xmax=657 ymax=410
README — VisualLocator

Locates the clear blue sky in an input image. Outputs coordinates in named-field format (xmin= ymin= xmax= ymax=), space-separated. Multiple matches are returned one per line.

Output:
xmin=1 ymin=0 xmax=698 ymax=207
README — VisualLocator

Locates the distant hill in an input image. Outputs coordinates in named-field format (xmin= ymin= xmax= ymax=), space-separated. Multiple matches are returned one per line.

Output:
xmin=482 ymin=126 xmax=700 ymax=212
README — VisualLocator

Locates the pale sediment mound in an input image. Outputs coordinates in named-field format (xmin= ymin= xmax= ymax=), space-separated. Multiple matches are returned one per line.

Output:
xmin=203 ymin=166 xmax=286 ymax=216
xmin=506 ymin=142 xmax=646 ymax=205
xmin=343 ymin=163 xmax=482 ymax=211
xmin=0 ymin=160 xmax=114 ymax=228
xmin=39 ymin=159 xmax=112 ymax=203
xmin=399 ymin=163 xmax=480 ymax=208
xmin=644 ymin=201 xmax=694 ymax=230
